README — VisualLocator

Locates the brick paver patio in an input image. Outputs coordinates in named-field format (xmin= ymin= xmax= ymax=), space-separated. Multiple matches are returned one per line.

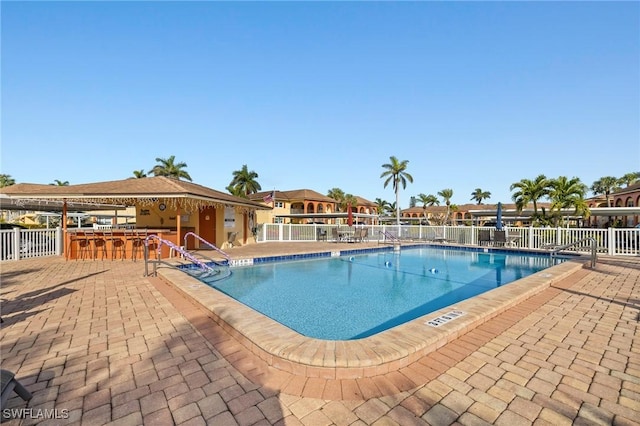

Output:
xmin=1 ymin=245 xmax=638 ymax=425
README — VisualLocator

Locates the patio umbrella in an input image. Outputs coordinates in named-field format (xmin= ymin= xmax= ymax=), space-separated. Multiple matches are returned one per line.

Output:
xmin=347 ymin=202 xmax=353 ymax=227
xmin=496 ymin=202 xmax=503 ymax=230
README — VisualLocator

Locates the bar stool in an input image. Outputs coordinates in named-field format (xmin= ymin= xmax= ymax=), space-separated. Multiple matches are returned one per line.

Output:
xmin=78 ymin=230 xmax=94 ymax=260
xmin=124 ymin=230 xmax=136 ymax=260
xmin=107 ymin=230 xmax=126 ymax=260
xmin=130 ymin=230 xmax=148 ymax=262
xmin=93 ymin=232 xmax=108 ymax=260
xmin=67 ymin=231 xmax=84 ymax=260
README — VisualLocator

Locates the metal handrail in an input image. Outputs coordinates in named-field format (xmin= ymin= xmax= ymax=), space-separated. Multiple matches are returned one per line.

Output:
xmin=378 ymin=230 xmax=401 ymax=245
xmin=547 ymin=237 xmax=597 ymax=268
xmin=144 ymin=235 xmax=215 ymax=276
xmin=143 ymin=235 xmax=232 ymax=282
xmin=183 ymin=231 xmax=231 ymax=260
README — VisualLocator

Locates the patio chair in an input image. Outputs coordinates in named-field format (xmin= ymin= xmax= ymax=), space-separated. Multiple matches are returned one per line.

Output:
xmin=331 ymin=228 xmax=341 ymax=243
xmin=430 ymin=230 xmax=454 ymax=244
xmin=227 ymin=232 xmax=241 ymax=247
xmin=361 ymin=228 xmax=369 ymax=242
xmin=478 ymin=230 xmax=492 ymax=246
xmin=493 ymin=230 xmax=507 ymax=247
xmin=349 ymin=228 xmax=364 ymax=243
xmin=1 ymin=370 xmax=32 ymax=410
xmin=316 ymin=228 xmax=327 ymax=241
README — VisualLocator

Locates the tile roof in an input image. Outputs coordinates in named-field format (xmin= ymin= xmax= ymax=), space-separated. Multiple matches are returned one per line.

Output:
xmin=353 ymin=196 xmax=377 ymax=207
xmin=250 ymin=189 xmax=377 ymax=206
xmin=614 ymin=181 xmax=640 ymax=195
xmin=251 ymin=189 xmax=337 ymax=203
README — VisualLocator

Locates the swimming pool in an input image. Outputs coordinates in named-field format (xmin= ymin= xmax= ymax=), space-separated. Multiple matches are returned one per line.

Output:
xmin=188 ymin=246 xmax=566 ymax=340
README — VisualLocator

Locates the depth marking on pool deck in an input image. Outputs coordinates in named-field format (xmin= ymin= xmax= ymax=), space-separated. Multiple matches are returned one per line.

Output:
xmin=425 ymin=310 xmax=466 ymax=327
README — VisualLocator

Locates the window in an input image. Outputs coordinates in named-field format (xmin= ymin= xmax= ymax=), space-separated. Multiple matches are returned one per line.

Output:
xmin=275 ymin=201 xmax=284 ymax=208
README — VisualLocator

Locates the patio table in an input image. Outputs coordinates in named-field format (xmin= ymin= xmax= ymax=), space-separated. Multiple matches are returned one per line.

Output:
xmin=338 ymin=230 xmax=354 ymax=242
xmin=506 ymin=235 xmax=521 ymax=247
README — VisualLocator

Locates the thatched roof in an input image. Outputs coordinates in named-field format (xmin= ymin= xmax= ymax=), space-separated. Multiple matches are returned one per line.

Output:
xmin=1 ymin=177 xmax=270 ymax=213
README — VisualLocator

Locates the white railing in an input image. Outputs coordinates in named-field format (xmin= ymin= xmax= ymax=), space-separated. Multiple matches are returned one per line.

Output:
xmin=93 ymin=224 xmax=113 ymax=229
xmin=257 ymin=224 xmax=640 ymax=256
xmin=2 ymin=224 xmax=639 ymax=260
xmin=0 ymin=227 xmax=63 ymax=261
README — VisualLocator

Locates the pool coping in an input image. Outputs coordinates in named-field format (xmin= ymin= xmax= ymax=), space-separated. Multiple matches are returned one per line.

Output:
xmin=157 ymin=245 xmax=586 ymax=379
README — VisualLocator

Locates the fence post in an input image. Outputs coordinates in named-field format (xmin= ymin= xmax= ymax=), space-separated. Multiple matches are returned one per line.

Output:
xmin=608 ymin=227 xmax=615 ymax=255
xmin=12 ymin=228 xmax=20 ymax=261
xmin=528 ymin=226 xmax=534 ymax=249
xmin=55 ymin=226 xmax=63 ymax=256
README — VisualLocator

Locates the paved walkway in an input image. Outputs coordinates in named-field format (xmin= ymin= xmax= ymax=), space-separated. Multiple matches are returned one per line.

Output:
xmin=1 ymin=245 xmax=639 ymax=425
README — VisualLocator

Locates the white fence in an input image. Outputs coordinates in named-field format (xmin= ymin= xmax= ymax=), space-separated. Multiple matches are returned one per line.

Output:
xmin=2 ymin=224 xmax=639 ymax=261
xmin=258 ymin=224 xmax=640 ymax=257
xmin=0 ymin=227 xmax=63 ymax=261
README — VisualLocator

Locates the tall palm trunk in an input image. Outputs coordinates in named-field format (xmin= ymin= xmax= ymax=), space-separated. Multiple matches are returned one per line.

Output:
xmin=395 ymin=183 xmax=400 ymax=227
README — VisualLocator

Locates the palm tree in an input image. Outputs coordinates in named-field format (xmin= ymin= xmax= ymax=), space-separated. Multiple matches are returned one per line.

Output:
xmin=619 ymin=172 xmax=640 ymax=187
xmin=374 ymin=198 xmax=390 ymax=215
xmin=510 ymin=174 xmax=550 ymax=216
xmin=386 ymin=201 xmax=398 ymax=217
xmin=437 ymin=189 xmax=454 ymax=225
xmin=380 ymin=156 xmax=413 ymax=226
xmin=548 ymin=176 xmax=589 ymax=226
xmin=341 ymin=194 xmax=358 ymax=214
xmin=327 ymin=188 xmax=346 ymax=208
xmin=132 ymin=170 xmax=147 ymax=178
xmin=50 ymin=179 xmax=69 ymax=186
xmin=151 ymin=155 xmax=192 ymax=181
xmin=225 ymin=185 xmax=245 ymax=197
xmin=0 ymin=174 xmax=15 ymax=187
xmin=449 ymin=204 xmax=459 ymax=225
xmin=470 ymin=188 xmax=491 ymax=205
xmin=421 ymin=194 xmax=440 ymax=206
xmin=228 ymin=164 xmax=261 ymax=197
xmin=590 ymin=176 xmax=620 ymax=207
xmin=417 ymin=193 xmax=439 ymax=224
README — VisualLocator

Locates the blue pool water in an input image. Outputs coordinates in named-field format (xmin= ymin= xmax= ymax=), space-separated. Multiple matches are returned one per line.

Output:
xmin=192 ymin=247 xmax=565 ymax=340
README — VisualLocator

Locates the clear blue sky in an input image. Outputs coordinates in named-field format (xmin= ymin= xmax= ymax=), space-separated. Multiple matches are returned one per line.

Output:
xmin=2 ymin=1 xmax=639 ymax=207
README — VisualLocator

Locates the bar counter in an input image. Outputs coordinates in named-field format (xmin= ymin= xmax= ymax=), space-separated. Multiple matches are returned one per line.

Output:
xmin=64 ymin=228 xmax=191 ymax=260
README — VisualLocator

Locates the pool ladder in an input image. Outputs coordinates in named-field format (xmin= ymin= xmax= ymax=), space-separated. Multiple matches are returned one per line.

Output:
xmin=143 ymin=234 xmax=231 ymax=280
xmin=183 ymin=232 xmax=231 ymax=262
xmin=378 ymin=230 xmax=401 ymax=250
